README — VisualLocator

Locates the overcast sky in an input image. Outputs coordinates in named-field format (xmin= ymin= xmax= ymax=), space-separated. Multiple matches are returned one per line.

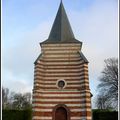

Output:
xmin=2 ymin=0 xmax=118 ymax=108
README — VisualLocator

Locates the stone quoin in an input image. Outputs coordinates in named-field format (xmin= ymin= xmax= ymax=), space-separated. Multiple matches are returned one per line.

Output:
xmin=32 ymin=1 xmax=92 ymax=120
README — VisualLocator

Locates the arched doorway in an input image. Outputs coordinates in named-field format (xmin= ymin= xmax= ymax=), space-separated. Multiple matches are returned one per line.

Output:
xmin=55 ymin=107 xmax=67 ymax=120
xmin=53 ymin=104 xmax=70 ymax=120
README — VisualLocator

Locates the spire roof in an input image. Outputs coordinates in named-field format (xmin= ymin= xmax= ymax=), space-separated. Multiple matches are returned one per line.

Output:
xmin=41 ymin=1 xmax=81 ymax=44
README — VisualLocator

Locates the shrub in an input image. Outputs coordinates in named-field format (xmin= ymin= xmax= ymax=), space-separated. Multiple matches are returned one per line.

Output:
xmin=2 ymin=110 xmax=32 ymax=120
xmin=92 ymin=109 xmax=118 ymax=120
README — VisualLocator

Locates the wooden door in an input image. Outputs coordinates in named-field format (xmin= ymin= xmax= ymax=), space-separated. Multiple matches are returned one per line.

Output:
xmin=55 ymin=107 xmax=67 ymax=120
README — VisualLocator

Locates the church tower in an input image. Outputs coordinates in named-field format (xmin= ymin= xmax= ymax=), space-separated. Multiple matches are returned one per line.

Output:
xmin=32 ymin=1 xmax=92 ymax=120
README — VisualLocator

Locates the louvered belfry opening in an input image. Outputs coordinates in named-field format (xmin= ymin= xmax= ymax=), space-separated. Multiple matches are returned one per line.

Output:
xmin=32 ymin=1 xmax=92 ymax=120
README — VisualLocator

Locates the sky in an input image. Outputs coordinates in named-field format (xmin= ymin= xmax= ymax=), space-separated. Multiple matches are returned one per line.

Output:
xmin=2 ymin=0 xmax=118 ymax=108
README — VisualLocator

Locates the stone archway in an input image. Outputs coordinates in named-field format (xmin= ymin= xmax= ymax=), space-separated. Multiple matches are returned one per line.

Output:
xmin=53 ymin=104 xmax=70 ymax=120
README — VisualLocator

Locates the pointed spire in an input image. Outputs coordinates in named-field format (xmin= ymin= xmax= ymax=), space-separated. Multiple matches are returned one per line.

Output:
xmin=41 ymin=1 xmax=81 ymax=44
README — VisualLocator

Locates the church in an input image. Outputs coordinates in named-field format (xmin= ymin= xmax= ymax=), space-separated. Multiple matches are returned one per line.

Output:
xmin=32 ymin=1 xmax=92 ymax=120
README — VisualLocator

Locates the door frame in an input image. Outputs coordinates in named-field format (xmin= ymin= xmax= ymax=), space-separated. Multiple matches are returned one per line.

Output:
xmin=52 ymin=104 xmax=70 ymax=120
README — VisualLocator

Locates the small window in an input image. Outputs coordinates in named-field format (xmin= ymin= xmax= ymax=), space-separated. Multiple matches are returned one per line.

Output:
xmin=57 ymin=80 xmax=66 ymax=89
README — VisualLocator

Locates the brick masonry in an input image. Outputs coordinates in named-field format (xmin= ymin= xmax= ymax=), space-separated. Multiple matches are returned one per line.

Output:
xmin=32 ymin=43 xmax=92 ymax=120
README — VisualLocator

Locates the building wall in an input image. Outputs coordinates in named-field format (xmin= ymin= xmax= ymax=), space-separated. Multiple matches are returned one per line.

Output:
xmin=32 ymin=43 xmax=92 ymax=120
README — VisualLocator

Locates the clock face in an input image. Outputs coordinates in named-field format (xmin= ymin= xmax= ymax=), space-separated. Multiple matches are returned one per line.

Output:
xmin=58 ymin=80 xmax=65 ymax=89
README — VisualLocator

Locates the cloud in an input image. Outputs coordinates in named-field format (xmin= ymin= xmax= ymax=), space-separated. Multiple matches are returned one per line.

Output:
xmin=2 ymin=20 xmax=53 ymax=93
xmin=68 ymin=0 xmax=118 ymax=76
xmin=2 ymin=69 xmax=32 ymax=93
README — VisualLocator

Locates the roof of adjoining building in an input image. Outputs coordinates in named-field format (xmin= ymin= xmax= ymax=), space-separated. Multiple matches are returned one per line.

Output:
xmin=79 ymin=52 xmax=89 ymax=63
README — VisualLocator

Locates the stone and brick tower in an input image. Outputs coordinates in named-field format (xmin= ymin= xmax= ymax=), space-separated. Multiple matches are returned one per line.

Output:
xmin=32 ymin=1 xmax=92 ymax=120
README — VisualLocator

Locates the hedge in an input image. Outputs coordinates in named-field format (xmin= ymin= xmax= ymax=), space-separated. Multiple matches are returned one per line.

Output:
xmin=2 ymin=110 xmax=32 ymax=120
xmin=92 ymin=109 xmax=118 ymax=120
xmin=2 ymin=109 xmax=118 ymax=120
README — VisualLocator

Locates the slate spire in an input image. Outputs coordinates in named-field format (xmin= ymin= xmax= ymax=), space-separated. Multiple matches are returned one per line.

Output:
xmin=41 ymin=1 xmax=81 ymax=44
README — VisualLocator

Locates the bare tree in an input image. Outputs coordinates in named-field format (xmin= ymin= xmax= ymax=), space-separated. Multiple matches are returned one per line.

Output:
xmin=96 ymin=58 xmax=118 ymax=110
xmin=2 ymin=87 xmax=32 ymax=110
xmin=96 ymin=93 xmax=113 ymax=109
xmin=12 ymin=92 xmax=32 ymax=110
xmin=2 ymin=87 xmax=10 ymax=109
xmin=22 ymin=92 xmax=32 ymax=109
